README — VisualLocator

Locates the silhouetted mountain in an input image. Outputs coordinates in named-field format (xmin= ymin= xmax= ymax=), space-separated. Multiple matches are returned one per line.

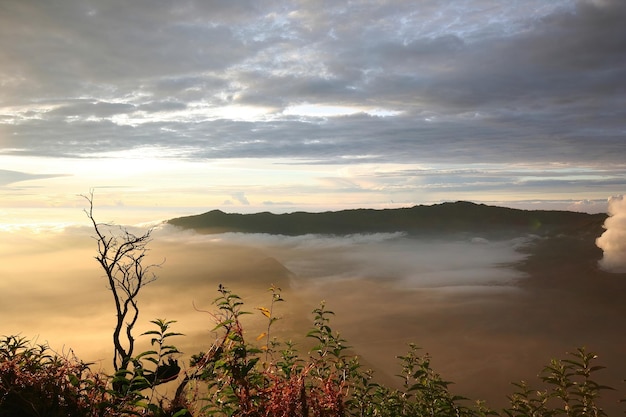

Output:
xmin=168 ymin=201 xmax=606 ymax=237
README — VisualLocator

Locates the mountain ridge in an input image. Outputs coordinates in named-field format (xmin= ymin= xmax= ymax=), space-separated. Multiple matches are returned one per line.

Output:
xmin=167 ymin=201 xmax=607 ymax=237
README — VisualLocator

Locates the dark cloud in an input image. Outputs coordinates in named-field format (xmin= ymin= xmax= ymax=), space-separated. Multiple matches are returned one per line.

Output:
xmin=48 ymin=100 xmax=137 ymax=118
xmin=0 ymin=0 xmax=624 ymax=198
xmin=137 ymin=100 xmax=188 ymax=113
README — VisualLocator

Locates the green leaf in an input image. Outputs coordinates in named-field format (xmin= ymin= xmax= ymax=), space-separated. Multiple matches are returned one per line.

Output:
xmin=144 ymin=357 xmax=159 ymax=365
xmin=162 ymin=344 xmax=180 ymax=351
xmin=211 ymin=320 xmax=234 ymax=331
xmin=135 ymin=350 xmax=158 ymax=359
xmin=113 ymin=369 xmax=134 ymax=378
xmin=68 ymin=373 xmax=80 ymax=387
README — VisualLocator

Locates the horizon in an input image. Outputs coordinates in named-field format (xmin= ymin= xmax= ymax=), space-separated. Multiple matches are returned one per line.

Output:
xmin=0 ymin=197 xmax=612 ymax=233
xmin=1 ymin=0 xmax=625 ymax=224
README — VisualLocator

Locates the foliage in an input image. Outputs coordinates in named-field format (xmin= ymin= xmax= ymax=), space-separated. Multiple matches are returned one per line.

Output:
xmin=108 ymin=319 xmax=187 ymax=416
xmin=1 ymin=287 xmax=623 ymax=416
xmin=504 ymin=347 xmax=614 ymax=417
xmin=173 ymin=286 xmax=502 ymax=416
xmin=0 ymin=335 xmax=117 ymax=417
xmin=0 ymin=325 xmax=190 ymax=417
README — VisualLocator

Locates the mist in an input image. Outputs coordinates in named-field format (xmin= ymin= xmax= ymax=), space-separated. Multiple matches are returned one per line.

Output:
xmin=2 ymin=221 xmax=626 ymax=412
xmin=596 ymin=195 xmax=626 ymax=272
xmin=181 ymin=229 xmax=531 ymax=288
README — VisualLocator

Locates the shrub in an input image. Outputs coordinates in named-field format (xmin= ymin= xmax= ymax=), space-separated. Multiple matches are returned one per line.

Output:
xmin=504 ymin=347 xmax=614 ymax=417
xmin=177 ymin=285 xmax=489 ymax=417
xmin=171 ymin=285 xmax=620 ymax=416
xmin=0 ymin=335 xmax=115 ymax=417
xmin=1 ymin=287 xmax=621 ymax=416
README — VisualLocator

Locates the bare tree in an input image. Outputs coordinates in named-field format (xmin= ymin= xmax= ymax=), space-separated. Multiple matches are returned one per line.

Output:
xmin=83 ymin=191 xmax=159 ymax=371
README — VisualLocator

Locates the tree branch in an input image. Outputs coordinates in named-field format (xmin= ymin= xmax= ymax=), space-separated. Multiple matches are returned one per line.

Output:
xmin=82 ymin=191 xmax=159 ymax=372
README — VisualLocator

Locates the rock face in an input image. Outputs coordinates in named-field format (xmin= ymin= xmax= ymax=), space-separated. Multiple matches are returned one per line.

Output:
xmin=168 ymin=201 xmax=606 ymax=237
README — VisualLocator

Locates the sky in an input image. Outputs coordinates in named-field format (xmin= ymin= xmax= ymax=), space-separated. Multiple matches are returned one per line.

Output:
xmin=1 ymin=0 xmax=625 ymax=227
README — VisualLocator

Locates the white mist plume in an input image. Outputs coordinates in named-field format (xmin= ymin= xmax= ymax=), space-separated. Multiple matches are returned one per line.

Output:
xmin=153 ymin=227 xmax=530 ymax=291
xmin=596 ymin=195 xmax=626 ymax=273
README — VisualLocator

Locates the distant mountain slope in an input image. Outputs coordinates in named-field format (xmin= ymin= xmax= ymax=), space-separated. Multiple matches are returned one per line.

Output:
xmin=167 ymin=201 xmax=606 ymax=237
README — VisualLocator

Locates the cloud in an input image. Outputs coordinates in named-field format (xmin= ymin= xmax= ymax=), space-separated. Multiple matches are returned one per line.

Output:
xmin=1 ymin=0 xmax=624 ymax=166
xmin=0 ymin=169 xmax=68 ymax=186
xmin=48 ymin=100 xmax=136 ymax=118
xmin=567 ymin=199 xmax=607 ymax=213
xmin=152 ymin=227 xmax=529 ymax=290
xmin=596 ymin=195 xmax=626 ymax=272
xmin=1 ymin=224 xmax=530 ymax=364
xmin=1 ymin=0 xmax=625 ymax=212
xmin=263 ymin=200 xmax=295 ymax=206
xmin=231 ymin=192 xmax=250 ymax=205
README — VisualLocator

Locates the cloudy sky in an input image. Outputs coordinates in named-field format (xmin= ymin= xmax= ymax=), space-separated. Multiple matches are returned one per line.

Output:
xmin=1 ymin=0 xmax=625 ymax=226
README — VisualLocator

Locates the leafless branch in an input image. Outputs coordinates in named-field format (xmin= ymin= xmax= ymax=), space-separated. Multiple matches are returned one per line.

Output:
xmin=82 ymin=190 xmax=159 ymax=372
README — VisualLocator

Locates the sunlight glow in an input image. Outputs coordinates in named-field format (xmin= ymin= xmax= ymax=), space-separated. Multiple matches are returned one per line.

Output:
xmin=0 ymin=151 xmax=616 ymax=231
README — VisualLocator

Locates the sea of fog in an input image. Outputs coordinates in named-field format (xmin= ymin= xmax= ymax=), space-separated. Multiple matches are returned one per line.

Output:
xmin=2 ymin=203 xmax=626 ymax=412
xmin=183 ymin=229 xmax=532 ymax=291
xmin=0 ymin=224 xmax=530 ymax=361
